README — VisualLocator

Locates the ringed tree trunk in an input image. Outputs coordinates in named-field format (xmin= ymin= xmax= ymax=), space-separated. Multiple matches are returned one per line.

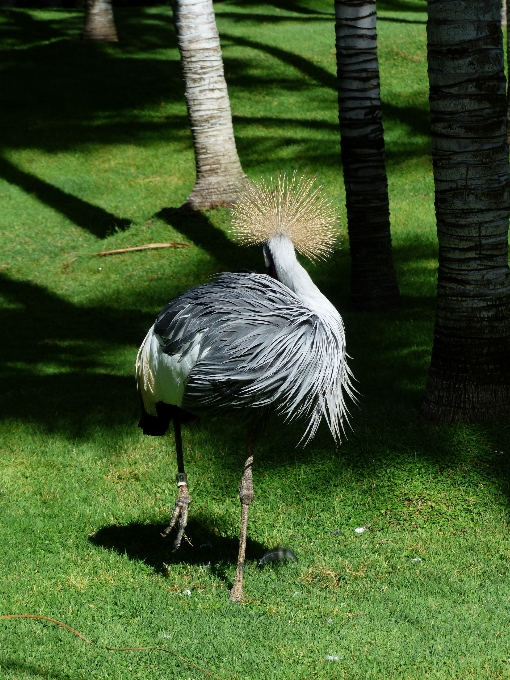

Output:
xmin=421 ymin=0 xmax=510 ymax=423
xmin=172 ymin=0 xmax=246 ymax=210
xmin=335 ymin=0 xmax=400 ymax=310
xmin=83 ymin=0 xmax=118 ymax=42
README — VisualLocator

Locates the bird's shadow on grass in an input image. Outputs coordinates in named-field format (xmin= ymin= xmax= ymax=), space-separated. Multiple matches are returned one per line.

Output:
xmin=89 ymin=518 xmax=266 ymax=587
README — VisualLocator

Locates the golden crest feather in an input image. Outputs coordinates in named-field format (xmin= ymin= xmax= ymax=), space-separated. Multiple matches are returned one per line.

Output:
xmin=230 ymin=171 xmax=339 ymax=261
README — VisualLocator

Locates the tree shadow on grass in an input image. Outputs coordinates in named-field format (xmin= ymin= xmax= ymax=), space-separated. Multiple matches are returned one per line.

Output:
xmin=0 ymin=156 xmax=132 ymax=239
xmin=89 ymin=517 xmax=266 ymax=586
xmin=157 ymin=207 xmax=261 ymax=272
xmin=0 ymin=10 xmax=184 ymax=148
xmin=219 ymin=0 xmax=333 ymax=16
xmin=1 ymin=370 xmax=138 ymax=437
xmin=378 ymin=0 xmax=426 ymax=13
xmin=224 ymin=33 xmax=336 ymax=90
xmin=382 ymin=101 xmax=431 ymax=141
xmin=378 ymin=15 xmax=425 ymax=24
xmin=221 ymin=35 xmax=430 ymax=148
xmin=0 ymin=4 xmax=68 ymax=41
xmin=218 ymin=10 xmax=333 ymax=22
xmin=0 ymin=272 xmax=152 ymax=357
xmin=0 ymin=272 xmax=152 ymax=437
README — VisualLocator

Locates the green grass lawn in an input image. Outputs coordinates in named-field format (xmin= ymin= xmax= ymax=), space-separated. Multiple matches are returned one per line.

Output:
xmin=2 ymin=0 xmax=510 ymax=677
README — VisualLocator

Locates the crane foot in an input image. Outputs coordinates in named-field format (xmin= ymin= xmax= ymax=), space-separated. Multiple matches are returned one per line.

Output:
xmin=161 ymin=482 xmax=191 ymax=550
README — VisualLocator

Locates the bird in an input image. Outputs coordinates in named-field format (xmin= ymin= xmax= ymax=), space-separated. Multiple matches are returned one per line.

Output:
xmin=135 ymin=172 xmax=354 ymax=602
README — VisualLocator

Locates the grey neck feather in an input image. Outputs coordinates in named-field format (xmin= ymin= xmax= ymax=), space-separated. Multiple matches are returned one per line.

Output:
xmin=266 ymin=235 xmax=340 ymax=319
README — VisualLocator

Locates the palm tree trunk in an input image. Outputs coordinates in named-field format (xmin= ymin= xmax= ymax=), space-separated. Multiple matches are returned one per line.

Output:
xmin=421 ymin=0 xmax=510 ymax=423
xmin=83 ymin=0 xmax=118 ymax=42
xmin=172 ymin=0 xmax=246 ymax=210
xmin=335 ymin=0 xmax=400 ymax=310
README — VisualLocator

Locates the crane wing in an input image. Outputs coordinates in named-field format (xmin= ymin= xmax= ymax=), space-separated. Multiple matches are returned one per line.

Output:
xmin=154 ymin=272 xmax=353 ymax=445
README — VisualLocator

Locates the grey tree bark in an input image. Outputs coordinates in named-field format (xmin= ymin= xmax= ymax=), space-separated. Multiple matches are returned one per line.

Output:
xmin=83 ymin=0 xmax=118 ymax=42
xmin=421 ymin=0 xmax=510 ymax=423
xmin=335 ymin=0 xmax=400 ymax=310
xmin=172 ymin=0 xmax=246 ymax=210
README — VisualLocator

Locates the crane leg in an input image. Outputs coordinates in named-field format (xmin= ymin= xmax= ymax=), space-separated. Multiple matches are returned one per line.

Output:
xmin=161 ymin=409 xmax=191 ymax=551
xmin=229 ymin=435 xmax=255 ymax=602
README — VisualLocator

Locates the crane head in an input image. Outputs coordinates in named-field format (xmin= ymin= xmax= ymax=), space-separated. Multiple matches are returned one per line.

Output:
xmin=230 ymin=171 xmax=340 ymax=262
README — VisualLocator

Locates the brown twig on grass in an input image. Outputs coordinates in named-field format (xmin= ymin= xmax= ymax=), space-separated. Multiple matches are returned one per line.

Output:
xmin=62 ymin=242 xmax=191 ymax=270
xmin=0 ymin=614 xmax=224 ymax=680
xmin=62 ymin=257 xmax=78 ymax=270
xmin=93 ymin=242 xmax=190 ymax=256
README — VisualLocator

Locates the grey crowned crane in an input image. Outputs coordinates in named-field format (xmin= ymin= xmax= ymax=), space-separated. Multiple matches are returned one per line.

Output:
xmin=136 ymin=173 xmax=354 ymax=602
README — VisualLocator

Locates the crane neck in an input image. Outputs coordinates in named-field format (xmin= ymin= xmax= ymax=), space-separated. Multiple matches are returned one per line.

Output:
xmin=266 ymin=235 xmax=340 ymax=320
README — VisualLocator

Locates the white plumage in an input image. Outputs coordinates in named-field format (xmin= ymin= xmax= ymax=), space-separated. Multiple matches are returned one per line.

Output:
xmin=137 ymin=325 xmax=203 ymax=414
